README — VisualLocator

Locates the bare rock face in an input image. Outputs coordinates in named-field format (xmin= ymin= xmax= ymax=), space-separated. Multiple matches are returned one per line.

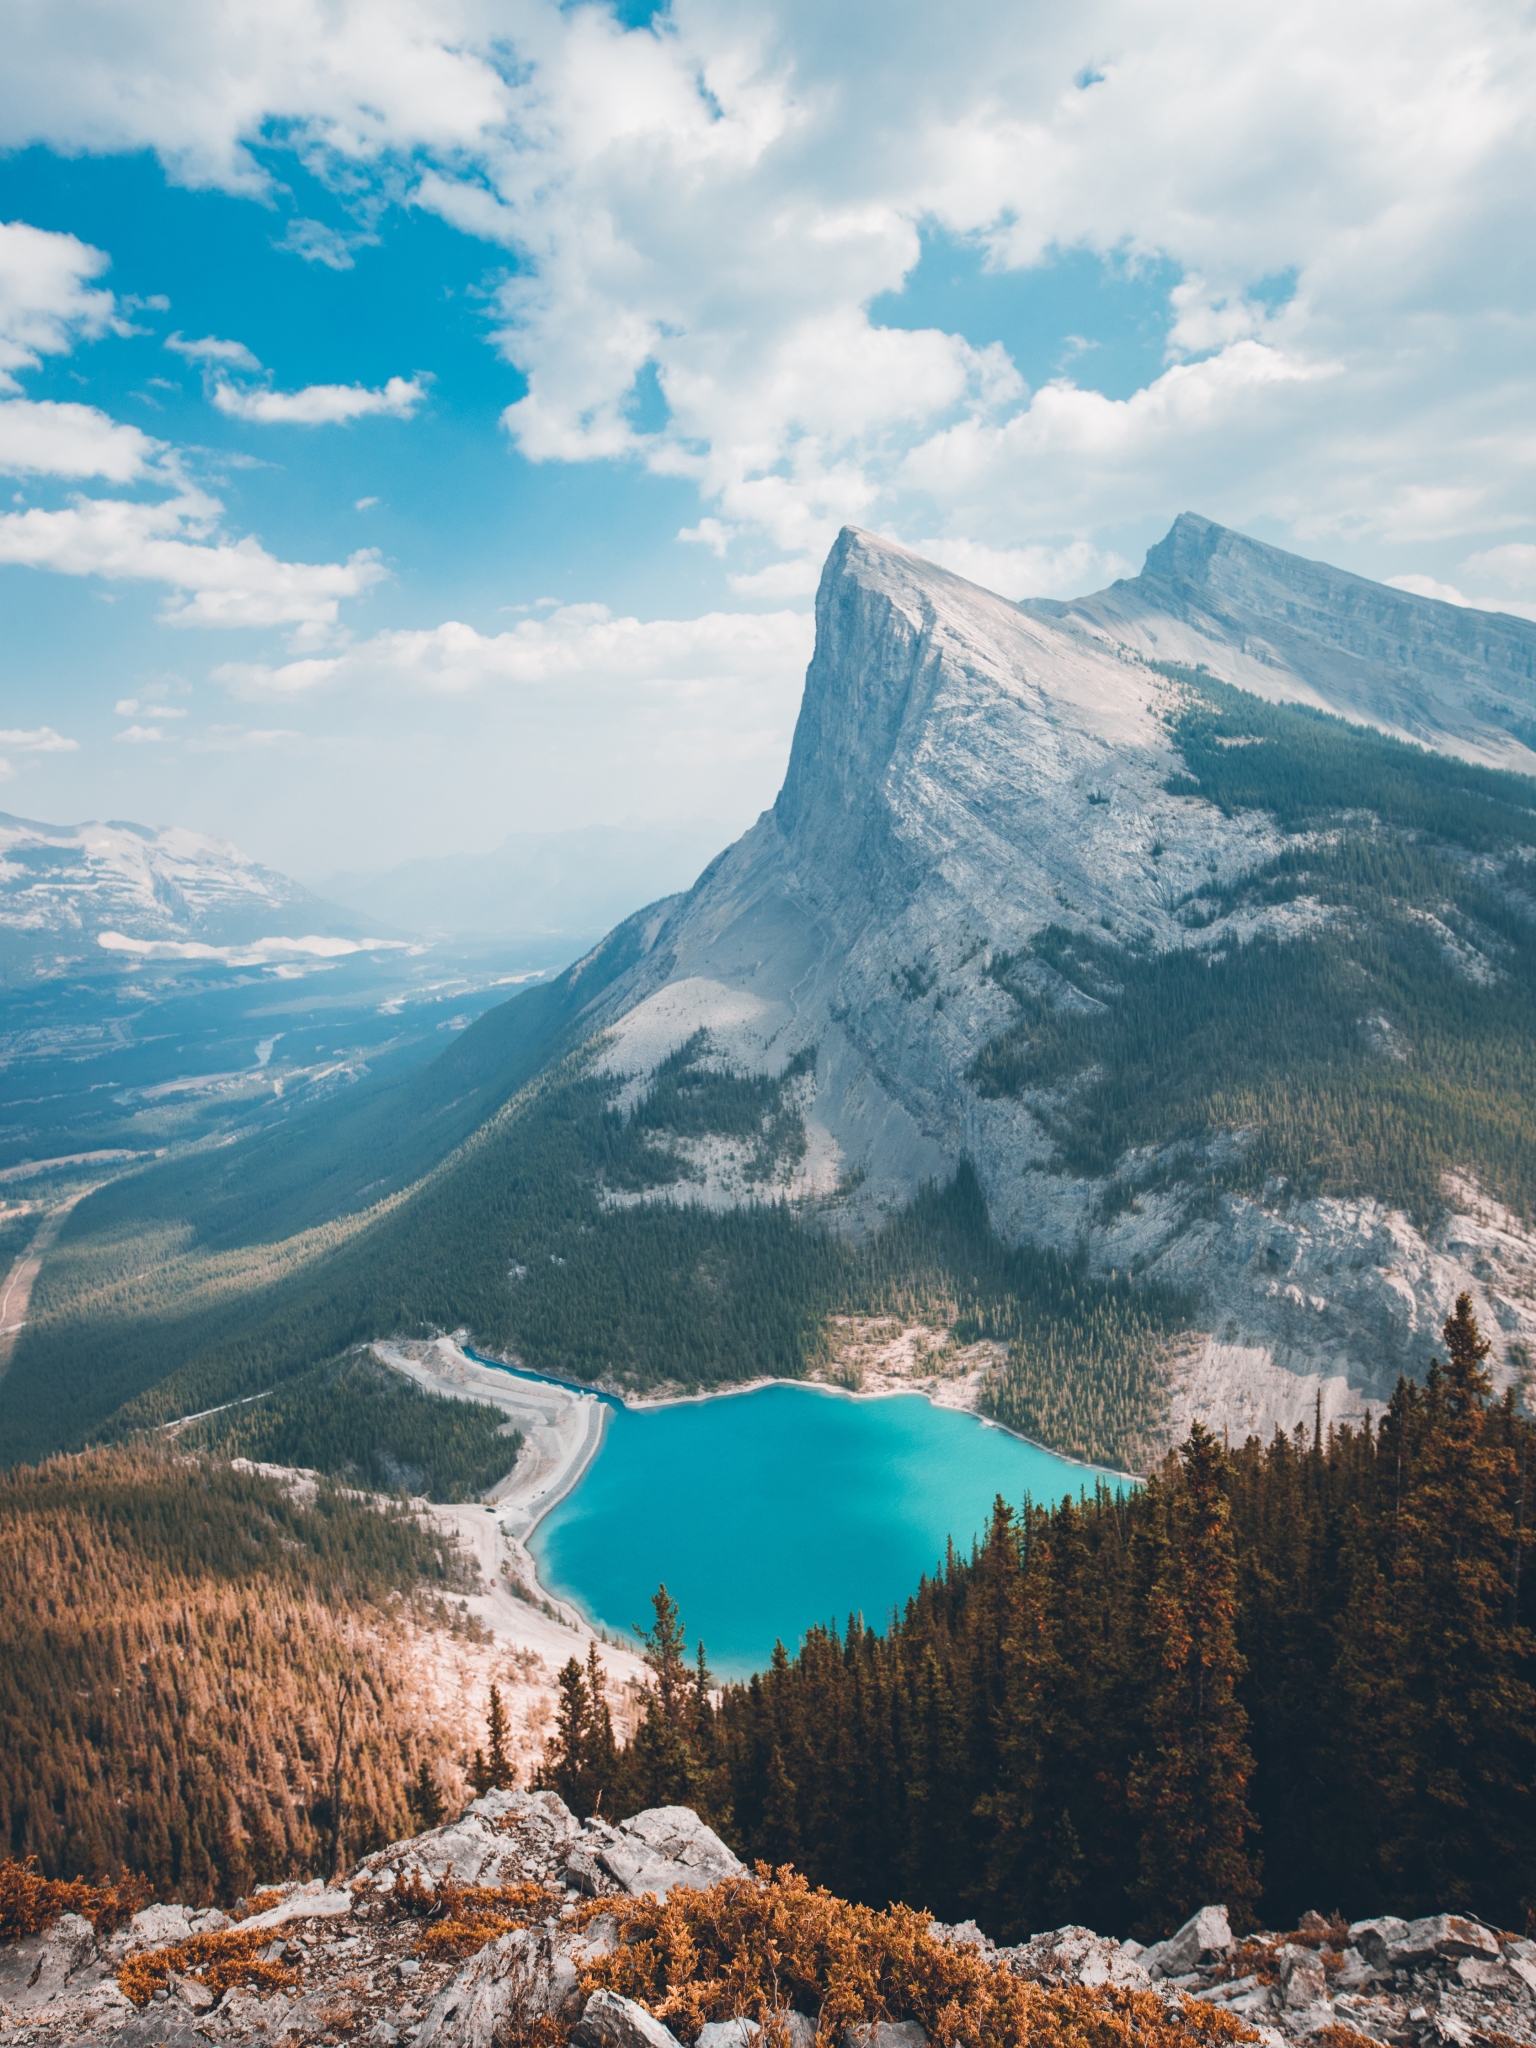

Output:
xmin=8 ymin=1805 xmax=1536 ymax=2048
xmin=572 ymin=1988 xmax=686 ymax=2048
xmin=416 ymin=1926 xmax=581 ymax=2048
xmin=563 ymin=522 xmax=1536 ymax=1449
xmin=565 ymin=1809 xmax=745 ymax=1902
xmin=1001 ymin=1924 xmax=1151 ymax=1991
xmin=356 ymin=1790 xmax=584 ymax=1897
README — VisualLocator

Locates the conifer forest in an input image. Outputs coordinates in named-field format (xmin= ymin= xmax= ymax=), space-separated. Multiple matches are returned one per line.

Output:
xmin=539 ymin=1301 xmax=1536 ymax=1937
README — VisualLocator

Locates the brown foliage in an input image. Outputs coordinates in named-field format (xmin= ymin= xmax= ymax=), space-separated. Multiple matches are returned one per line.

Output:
xmin=580 ymin=1869 xmax=1260 ymax=2048
xmin=0 ymin=1445 xmax=471 ymax=1901
xmin=0 ymin=1857 xmax=151 ymax=1940
xmin=117 ymin=1929 xmax=300 ymax=2006
xmin=408 ymin=1881 xmax=562 ymax=1960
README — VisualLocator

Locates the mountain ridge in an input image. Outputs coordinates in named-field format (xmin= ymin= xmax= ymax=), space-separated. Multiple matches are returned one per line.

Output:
xmin=1024 ymin=510 xmax=1536 ymax=769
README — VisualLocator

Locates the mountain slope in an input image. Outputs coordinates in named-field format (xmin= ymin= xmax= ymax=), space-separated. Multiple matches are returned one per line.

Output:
xmin=555 ymin=524 xmax=1536 ymax=1418
xmin=8 ymin=518 xmax=1536 ymax=1467
xmin=1024 ymin=511 xmax=1536 ymax=769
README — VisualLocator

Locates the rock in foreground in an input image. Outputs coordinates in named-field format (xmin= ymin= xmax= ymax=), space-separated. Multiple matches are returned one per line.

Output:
xmin=4 ymin=1801 xmax=1534 ymax=2048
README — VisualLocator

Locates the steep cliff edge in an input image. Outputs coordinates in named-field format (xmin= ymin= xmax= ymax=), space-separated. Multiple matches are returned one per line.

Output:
xmin=567 ymin=523 xmax=1536 ymax=1430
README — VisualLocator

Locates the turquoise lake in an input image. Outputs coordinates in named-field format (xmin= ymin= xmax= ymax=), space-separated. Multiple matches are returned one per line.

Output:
xmin=528 ymin=1382 xmax=1123 ymax=1678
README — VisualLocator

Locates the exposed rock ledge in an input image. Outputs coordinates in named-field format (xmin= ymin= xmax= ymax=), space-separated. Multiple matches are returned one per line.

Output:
xmin=6 ymin=1796 xmax=1535 ymax=2048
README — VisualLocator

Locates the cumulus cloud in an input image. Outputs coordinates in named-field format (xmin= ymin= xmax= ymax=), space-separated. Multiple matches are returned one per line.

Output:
xmin=0 ymin=484 xmax=387 ymax=627
xmin=0 ymin=396 xmax=158 ymax=480
xmin=0 ymin=725 xmax=77 ymax=751
xmin=0 ymin=219 xmax=119 ymax=391
xmin=2 ymin=0 xmax=1536 ymax=590
xmin=211 ymin=374 xmax=427 ymax=424
xmin=165 ymin=331 xmax=262 ymax=371
xmin=213 ymin=601 xmax=814 ymax=699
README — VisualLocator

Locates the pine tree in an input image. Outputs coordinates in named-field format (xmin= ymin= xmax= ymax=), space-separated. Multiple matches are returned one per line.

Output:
xmin=581 ymin=1642 xmax=622 ymax=1817
xmin=483 ymin=1685 xmax=515 ymax=1793
xmin=1128 ymin=1426 xmax=1261 ymax=1931
xmin=1385 ymin=1296 xmax=1536 ymax=1909
xmin=636 ymin=1586 xmax=690 ymax=1728
xmin=408 ymin=1760 xmax=445 ymax=1831
xmin=539 ymin=1658 xmax=593 ymax=1813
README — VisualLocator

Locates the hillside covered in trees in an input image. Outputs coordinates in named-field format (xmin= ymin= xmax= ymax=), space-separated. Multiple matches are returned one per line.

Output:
xmin=542 ymin=1300 xmax=1536 ymax=1939
xmin=0 ymin=1448 xmax=479 ymax=1900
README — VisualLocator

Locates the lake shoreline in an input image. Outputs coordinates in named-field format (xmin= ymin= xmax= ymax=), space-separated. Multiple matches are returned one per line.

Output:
xmin=464 ymin=1342 xmax=1138 ymax=1486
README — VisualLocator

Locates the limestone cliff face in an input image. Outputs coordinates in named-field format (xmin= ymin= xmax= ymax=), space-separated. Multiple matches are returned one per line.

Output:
xmin=572 ymin=523 xmax=1536 ymax=1428
xmin=1027 ymin=511 xmax=1536 ymax=770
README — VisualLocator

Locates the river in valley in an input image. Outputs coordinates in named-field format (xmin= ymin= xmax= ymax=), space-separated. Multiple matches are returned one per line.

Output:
xmin=526 ymin=1380 xmax=1126 ymax=1678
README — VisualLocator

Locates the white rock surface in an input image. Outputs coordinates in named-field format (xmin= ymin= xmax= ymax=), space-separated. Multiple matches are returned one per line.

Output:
xmin=551 ymin=522 xmax=1536 ymax=1448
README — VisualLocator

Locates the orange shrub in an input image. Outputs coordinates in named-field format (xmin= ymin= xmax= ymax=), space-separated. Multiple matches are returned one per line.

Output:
xmin=580 ymin=1869 xmax=1262 ymax=2048
xmin=0 ymin=1857 xmax=151 ymax=1940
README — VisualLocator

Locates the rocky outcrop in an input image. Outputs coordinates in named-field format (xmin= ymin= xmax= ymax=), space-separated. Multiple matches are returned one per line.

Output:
xmin=1025 ymin=512 xmax=1536 ymax=773
xmin=7 ymin=1799 xmax=1536 ymax=2048
xmin=939 ymin=1898 xmax=1536 ymax=2048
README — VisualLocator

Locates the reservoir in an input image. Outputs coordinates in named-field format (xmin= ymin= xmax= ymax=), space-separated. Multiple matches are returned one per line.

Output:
xmin=529 ymin=1381 xmax=1125 ymax=1678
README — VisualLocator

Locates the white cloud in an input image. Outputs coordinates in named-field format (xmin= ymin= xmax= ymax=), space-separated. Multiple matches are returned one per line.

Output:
xmin=0 ymin=724 xmax=77 ymax=751
xmin=115 ymin=724 xmax=166 ymax=743
xmin=0 ymin=484 xmax=387 ymax=627
xmin=0 ymin=396 xmax=158 ymax=480
xmin=165 ymin=331 xmax=261 ymax=371
xmin=277 ymin=218 xmax=375 ymax=269
xmin=1 ymin=0 xmax=1535 ymax=592
xmin=211 ymin=374 xmax=427 ymax=425
xmin=911 ymin=535 xmax=1135 ymax=600
xmin=214 ymin=601 xmax=814 ymax=700
xmin=0 ymin=219 xmax=118 ymax=391
xmin=1387 ymin=566 xmax=1536 ymax=623
xmin=185 ymin=725 xmax=303 ymax=751
xmin=98 ymin=929 xmax=408 ymax=963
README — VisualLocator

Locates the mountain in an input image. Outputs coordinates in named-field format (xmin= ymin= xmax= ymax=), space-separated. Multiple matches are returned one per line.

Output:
xmin=7 ymin=516 xmax=1536 ymax=1471
xmin=0 ymin=813 xmax=393 ymax=978
xmin=1026 ymin=511 xmax=1536 ymax=768
xmin=317 ymin=822 xmax=728 ymax=941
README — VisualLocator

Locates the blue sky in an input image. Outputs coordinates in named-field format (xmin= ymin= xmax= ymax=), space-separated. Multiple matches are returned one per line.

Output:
xmin=2 ymin=0 xmax=1534 ymax=876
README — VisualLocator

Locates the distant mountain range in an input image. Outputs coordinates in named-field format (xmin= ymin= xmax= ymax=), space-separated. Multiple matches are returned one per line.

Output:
xmin=0 ymin=813 xmax=391 ymax=978
xmin=8 ymin=514 xmax=1536 ymax=1475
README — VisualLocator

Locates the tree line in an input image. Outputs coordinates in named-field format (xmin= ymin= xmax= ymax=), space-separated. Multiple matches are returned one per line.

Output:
xmin=541 ymin=1299 xmax=1535 ymax=1937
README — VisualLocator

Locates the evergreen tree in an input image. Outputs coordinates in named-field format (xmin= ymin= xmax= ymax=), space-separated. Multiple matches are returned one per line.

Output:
xmin=478 ymin=1686 xmax=515 ymax=1793
xmin=1128 ymin=1427 xmax=1261 ymax=1930
xmin=408 ymin=1760 xmax=446 ymax=1831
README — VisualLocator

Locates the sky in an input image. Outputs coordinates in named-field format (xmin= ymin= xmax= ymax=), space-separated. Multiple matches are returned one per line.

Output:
xmin=2 ymin=0 xmax=1535 ymax=880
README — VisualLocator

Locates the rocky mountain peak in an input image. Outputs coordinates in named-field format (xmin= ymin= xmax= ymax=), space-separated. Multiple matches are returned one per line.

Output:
xmin=1030 ymin=511 xmax=1536 ymax=766
xmin=573 ymin=520 xmax=1536 ymax=1451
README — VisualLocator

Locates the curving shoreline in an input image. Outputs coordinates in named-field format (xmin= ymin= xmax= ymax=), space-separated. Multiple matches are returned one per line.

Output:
xmin=378 ymin=1335 xmax=1136 ymax=1643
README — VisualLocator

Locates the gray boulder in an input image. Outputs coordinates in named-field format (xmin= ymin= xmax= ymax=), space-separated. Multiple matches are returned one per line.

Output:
xmin=1003 ymin=1925 xmax=1150 ymax=1991
xmin=1352 ymin=1914 xmax=1499 ymax=1971
xmin=1278 ymin=1947 xmax=1327 ymax=2010
xmin=776 ymin=2019 xmax=818 ymax=2048
xmin=417 ymin=1925 xmax=582 ymax=2048
xmin=355 ymin=1789 xmax=582 ymax=1898
xmin=0 ymin=1910 xmax=105 ymax=2019
xmin=698 ymin=2021 xmax=761 ymax=2048
xmin=840 ymin=2025 xmax=926 ymax=2048
xmin=569 ymin=1807 xmax=746 ymax=1902
xmin=573 ymin=1987 xmax=687 ymax=2048
xmin=1141 ymin=1906 xmax=1233 ymax=1981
